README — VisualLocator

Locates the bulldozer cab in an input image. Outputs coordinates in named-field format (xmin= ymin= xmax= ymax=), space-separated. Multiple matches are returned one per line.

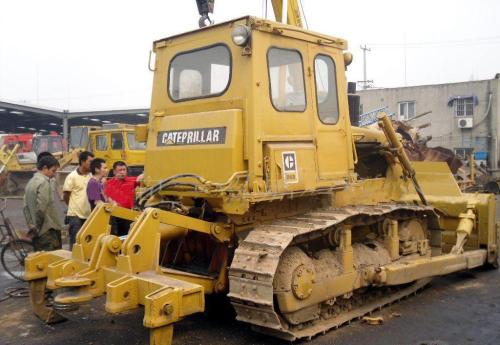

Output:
xmin=145 ymin=16 xmax=355 ymax=199
xmin=69 ymin=125 xmax=146 ymax=175
xmin=88 ymin=126 xmax=145 ymax=176
xmin=69 ymin=126 xmax=100 ymax=150
xmin=32 ymin=134 xmax=66 ymax=156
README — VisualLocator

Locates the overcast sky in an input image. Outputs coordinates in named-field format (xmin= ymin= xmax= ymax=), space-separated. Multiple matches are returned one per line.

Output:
xmin=0 ymin=0 xmax=499 ymax=111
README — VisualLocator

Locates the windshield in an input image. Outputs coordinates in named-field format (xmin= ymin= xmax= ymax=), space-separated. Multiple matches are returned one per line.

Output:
xmin=70 ymin=127 xmax=89 ymax=149
xmin=127 ymin=133 xmax=146 ymax=150
xmin=33 ymin=136 xmax=64 ymax=155
xmin=168 ymin=44 xmax=231 ymax=101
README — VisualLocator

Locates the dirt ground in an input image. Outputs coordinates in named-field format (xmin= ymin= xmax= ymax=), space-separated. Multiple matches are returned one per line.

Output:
xmin=1 ymin=198 xmax=500 ymax=345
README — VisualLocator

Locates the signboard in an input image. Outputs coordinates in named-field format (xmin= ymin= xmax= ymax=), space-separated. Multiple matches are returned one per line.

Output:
xmin=282 ymin=151 xmax=298 ymax=184
xmin=157 ymin=127 xmax=226 ymax=146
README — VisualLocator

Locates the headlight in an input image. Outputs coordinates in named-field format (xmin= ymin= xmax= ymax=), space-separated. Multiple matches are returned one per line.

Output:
xmin=343 ymin=52 xmax=353 ymax=67
xmin=231 ymin=25 xmax=251 ymax=46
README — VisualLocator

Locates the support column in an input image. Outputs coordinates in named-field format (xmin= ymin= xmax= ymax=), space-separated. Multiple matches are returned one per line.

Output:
xmin=451 ymin=206 xmax=476 ymax=254
xmin=62 ymin=111 xmax=69 ymax=149
xmin=385 ymin=220 xmax=400 ymax=260
xmin=339 ymin=226 xmax=354 ymax=274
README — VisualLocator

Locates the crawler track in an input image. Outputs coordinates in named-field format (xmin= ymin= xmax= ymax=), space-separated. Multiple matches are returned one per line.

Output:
xmin=228 ymin=203 xmax=436 ymax=340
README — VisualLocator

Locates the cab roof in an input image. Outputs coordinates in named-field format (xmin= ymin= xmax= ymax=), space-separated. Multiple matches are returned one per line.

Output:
xmin=154 ymin=16 xmax=347 ymax=50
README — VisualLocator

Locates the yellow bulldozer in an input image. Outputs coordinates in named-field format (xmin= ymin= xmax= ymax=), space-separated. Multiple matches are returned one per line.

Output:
xmin=0 ymin=133 xmax=75 ymax=195
xmin=69 ymin=124 xmax=146 ymax=176
xmin=0 ymin=125 xmax=146 ymax=195
xmin=24 ymin=2 xmax=498 ymax=345
xmin=56 ymin=124 xmax=146 ymax=191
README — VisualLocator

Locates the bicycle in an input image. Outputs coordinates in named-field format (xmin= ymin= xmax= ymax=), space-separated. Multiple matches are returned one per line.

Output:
xmin=0 ymin=198 xmax=35 ymax=281
xmin=0 ymin=198 xmax=11 ymax=246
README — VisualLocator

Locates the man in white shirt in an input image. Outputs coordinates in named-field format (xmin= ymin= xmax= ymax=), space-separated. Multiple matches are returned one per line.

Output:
xmin=63 ymin=151 xmax=94 ymax=249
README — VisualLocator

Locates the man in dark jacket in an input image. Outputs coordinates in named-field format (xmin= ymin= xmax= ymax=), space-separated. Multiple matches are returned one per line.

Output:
xmin=23 ymin=156 xmax=64 ymax=251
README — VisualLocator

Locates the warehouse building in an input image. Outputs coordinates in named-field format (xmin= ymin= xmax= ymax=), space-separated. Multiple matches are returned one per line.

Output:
xmin=0 ymin=99 xmax=149 ymax=141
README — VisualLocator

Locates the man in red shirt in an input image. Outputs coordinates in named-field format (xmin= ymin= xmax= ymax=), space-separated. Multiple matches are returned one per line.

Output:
xmin=104 ymin=161 xmax=138 ymax=236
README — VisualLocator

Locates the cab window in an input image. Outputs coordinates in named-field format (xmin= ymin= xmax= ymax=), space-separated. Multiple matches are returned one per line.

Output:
xmin=95 ymin=135 xmax=108 ymax=151
xmin=169 ymin=44 xmax=231 ymax=101
xmin=267 ymin=47 xmax=306 ymax=112
xmin=127 ymin=133 xmax=146 ymax=150
xmin=70 ymin=127 xmax=89 ymax=149
xmin=46 ymin=137 xmax=63 ymax=153
xmin=314 ymin=55 xmax=339 ymax=124
xmin=111 ymin=133 xmax=124 ymax=150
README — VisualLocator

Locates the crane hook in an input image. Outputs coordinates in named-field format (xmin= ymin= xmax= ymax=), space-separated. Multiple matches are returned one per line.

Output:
xmin=199 ymin=14 xmax=214 ymax=28
xmin=196 ymin=0 xmax=214 ymax=27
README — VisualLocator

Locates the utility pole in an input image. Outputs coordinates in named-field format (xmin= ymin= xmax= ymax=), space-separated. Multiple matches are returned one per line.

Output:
xmin=36 ymin=65 xmax=40 ymax=105
xmin=403 ymin=33 xmax=407 ymax=86
xmin=360 ymin=45 xmax=372 ymax=90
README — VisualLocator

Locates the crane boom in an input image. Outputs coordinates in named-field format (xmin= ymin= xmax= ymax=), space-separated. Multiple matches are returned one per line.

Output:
xmin=270 ymin=0 xmax=303 ymax=27
xmin=194 ymin=0 xmax=303 ymax=28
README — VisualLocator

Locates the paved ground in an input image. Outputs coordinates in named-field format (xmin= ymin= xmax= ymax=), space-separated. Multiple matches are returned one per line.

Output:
xmin=1 ymin=198 xmax=500 ymax=345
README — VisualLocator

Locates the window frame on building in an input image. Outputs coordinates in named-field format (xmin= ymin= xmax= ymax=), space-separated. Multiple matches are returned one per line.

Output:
xmin=454 ymin=147 xmax=473 ymax=160
xmin=455 ymin=97 xmax=474 ymax=117
xmin=398 ymin=101 xmax=416 ymax=120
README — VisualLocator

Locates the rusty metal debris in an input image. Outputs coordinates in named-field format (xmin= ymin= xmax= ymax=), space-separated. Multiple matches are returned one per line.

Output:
xmin=385 ymin=120 xmax=495 ymax=192
xmin=391 ymin=120 xmax=463 ymax=174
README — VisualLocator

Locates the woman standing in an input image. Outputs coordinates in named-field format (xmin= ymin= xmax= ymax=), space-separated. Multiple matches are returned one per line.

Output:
xmin=86 ymin=158 xmax=108 ymax=210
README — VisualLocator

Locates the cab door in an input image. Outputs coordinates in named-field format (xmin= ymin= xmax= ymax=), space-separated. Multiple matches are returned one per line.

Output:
xmin=308 ymin=46 xmax=353 ymax=182
xmin=109 ymin=132 xmax=126 ymax=165
xmin=93 ymin=133 xmax=110 ymax=162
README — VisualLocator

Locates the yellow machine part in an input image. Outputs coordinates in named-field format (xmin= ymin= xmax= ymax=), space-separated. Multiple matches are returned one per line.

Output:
xmin=271 ymin=0 xmax=303 ymax=27
xmin=24 ymin=204 xmax=222 ymax=344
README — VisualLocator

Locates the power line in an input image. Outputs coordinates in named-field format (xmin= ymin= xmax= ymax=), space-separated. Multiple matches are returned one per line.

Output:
xmin=368 ymin=35 xmax=500 ymax=48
